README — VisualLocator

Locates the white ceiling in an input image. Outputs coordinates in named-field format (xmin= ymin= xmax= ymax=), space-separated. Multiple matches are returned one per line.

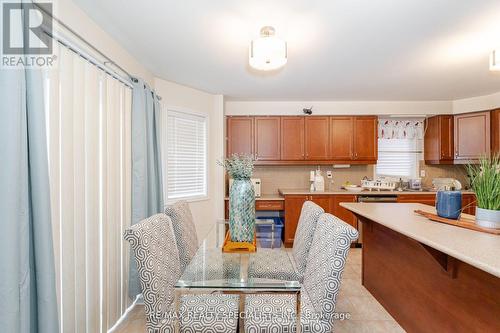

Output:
xmin=73 ymin=0 xmax=500 ymax=100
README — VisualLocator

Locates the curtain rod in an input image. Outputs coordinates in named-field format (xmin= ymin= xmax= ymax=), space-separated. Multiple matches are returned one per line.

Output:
xmin=32 ymin=1 xmax=162 ymax=100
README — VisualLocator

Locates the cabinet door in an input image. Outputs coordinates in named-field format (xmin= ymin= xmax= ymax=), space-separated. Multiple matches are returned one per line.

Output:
xmin=284 ymin=195 xmax=308 ymax=247
xmin=254 ymin=117 xmax=281 ymax=161
xmin=227 ymin=117 xmax=254 ymax=156
xmin=281 ymin=117 xmax=305 ymax=160
xmin=330 ymin=117 xmax=354 ymax=161
xmin=439 ymin=115 xmax=454 ymax=160
xmin=353 ymin=116 xmax=378 ymax=161
xmin=492 ymin=109 xmax=500 ymax=155
xmin=462 ymin=194 xmax=477 ymax=215
xmin=331 ymin=195 xmax=358 ymax=228
xmin=454 ymin=112 xmax=491 ymax=161
xmin=397 ymin=194 xmax=436 ymax=206
xmin=310 ymin=195 xmax=332 ymax=213
xmin=424 ymin=116 xmax=440 ymax=162
xmin=305 ymin=117 xmax=330 ymax=160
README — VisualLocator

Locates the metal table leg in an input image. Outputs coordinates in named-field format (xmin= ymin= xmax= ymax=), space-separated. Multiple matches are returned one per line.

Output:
xmin=296 ymin=291 xmax=301 ymax=333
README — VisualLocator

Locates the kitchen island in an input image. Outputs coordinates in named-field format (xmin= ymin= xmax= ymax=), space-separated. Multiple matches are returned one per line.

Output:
xmin=341 ymin=203 xmax=500 ymax=333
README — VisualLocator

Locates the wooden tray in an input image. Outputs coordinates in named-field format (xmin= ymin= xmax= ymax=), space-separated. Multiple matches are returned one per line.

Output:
xmin=414 ymin=210 xmax=500 ymax=235
xmin=222 ymin=231 xmax=257 ymax=253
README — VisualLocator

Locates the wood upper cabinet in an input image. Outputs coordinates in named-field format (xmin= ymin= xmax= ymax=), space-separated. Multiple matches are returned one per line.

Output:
xmin=330 ymin=117 xmax=354 ymax=160
xmin=227 ymin=117 xmax=254 ymax=156
xmin=281 ymin=117 xmax=305 ymax=160
xmin=330 ymin=195 xmax=358 ymax=228
xmin=492 ymin=109 xmax=500 ymax=155
xmin=424 ymin=115 xmax=454 ymax=164
xmin=353 ymin=116 xmax=378 ymax=161
xmin=305 ymin=117 xmax=331 ymax=160
xmin=254 ymin=117 xmax=281 ymax=161
xmin=454 ymin=111 xmax=491 ymax=162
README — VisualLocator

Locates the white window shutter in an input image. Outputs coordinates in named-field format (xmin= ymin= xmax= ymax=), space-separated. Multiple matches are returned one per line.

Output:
xmin=376 ymin=139 xmax=422 ymax=178
xmin=166 ymin=110 xmax=207 ymax=200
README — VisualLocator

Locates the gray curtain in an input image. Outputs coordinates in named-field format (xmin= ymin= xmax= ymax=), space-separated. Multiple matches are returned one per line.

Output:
xmin=129 ymin=79 xmax=164 ymax=296
xmin=0 ymin=62 xmax=59 ymax=332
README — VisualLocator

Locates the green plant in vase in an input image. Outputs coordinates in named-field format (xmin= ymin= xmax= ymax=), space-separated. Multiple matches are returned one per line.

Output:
xmin=466 ymin=154 xmax=500 ymax=228
xmin=218 ymin=154 xmax=255 ymax=242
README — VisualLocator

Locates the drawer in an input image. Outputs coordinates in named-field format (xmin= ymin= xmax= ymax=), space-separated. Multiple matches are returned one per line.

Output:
xmin=255 ymin=200 xmax=285 ymax=211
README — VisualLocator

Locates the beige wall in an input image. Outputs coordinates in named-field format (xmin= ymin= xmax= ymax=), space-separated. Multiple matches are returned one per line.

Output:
xmin=452 ymin=91 xmax=500 ymax=114
xmin=225 ymin=100 xmax=452 ymax=116
xmin=54 ymin=0 xmax=154 ymax=85
xmin=154 ymin=78 xmax=225 ymax=241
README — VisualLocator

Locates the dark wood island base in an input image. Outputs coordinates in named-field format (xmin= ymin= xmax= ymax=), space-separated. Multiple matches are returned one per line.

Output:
xmin=356 ymin=215 xmax=500 ymax=333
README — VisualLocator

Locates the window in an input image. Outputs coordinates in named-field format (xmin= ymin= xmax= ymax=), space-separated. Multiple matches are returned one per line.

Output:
xmin=376 ymin=138 xmax=422 ymax=178
xmin=166 ymin=110 xmax=207 ymax=200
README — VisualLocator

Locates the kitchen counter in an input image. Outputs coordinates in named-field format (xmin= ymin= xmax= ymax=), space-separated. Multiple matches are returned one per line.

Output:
xmin=224 ymin=195 xmax=284 ymax=201
xmin=340 ymin=202 xmax=500 ymax=332
xmin=279 ymin=188 xmax=474 ymax=196
xmin=341 ymin=202 xmax=499 ymax=277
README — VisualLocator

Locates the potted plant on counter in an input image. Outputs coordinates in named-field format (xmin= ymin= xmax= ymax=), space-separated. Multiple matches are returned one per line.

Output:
xmin=466 ymin=154 xmax=500 ymax=229
xmin=218 ymin=154 xmax=255 ymax=242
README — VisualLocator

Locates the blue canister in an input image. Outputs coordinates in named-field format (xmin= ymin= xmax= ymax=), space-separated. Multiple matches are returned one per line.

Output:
xmin=436 ymin=191 xmax=462 ymax=220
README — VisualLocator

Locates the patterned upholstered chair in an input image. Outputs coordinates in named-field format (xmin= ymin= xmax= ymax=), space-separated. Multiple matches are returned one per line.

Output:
xmin=124 ymin=214 xmax=238 ymax=332
xmin=164 ymin=200 xmax=199 ymax=273
xmin=249 ymin=201 xmax=324 ymax=282
xmin=245 ymin=213 xmax=359 ymax=333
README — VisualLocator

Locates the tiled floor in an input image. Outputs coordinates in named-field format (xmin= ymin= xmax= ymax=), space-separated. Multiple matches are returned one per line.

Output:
xmin=114 ymin=248 xmax=405 ymax=332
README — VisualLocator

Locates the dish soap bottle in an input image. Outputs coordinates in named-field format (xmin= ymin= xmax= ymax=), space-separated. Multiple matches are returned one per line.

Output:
xmin=314 ymin=167 xmax=325 ymax=192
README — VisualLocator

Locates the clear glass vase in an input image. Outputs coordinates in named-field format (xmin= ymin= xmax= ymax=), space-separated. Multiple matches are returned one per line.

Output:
xmin=229 ymin=178 xmax=255 ymax=242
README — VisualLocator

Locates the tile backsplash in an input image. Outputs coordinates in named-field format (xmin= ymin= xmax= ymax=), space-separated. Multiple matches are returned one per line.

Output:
xmin=248 ymin=162 xmax=470 ymax=196
xmin=252 ymin=165 xmax=374 ymax=195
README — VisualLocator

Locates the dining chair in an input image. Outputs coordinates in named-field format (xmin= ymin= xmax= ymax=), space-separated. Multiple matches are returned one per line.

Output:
xmin=245 ymin=213 xmax=359 ymax=333
xmin=124 ymin=213 xmax=239 ymax=332
xmin=164 ymin=200 xmax=199 ymax=273
xmin=250 ymin=200 xmax=324 ymax=282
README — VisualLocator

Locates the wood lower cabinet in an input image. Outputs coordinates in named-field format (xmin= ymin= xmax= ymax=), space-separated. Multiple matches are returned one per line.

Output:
xmin=492 ymin=109 xmax=500 ymax=155
xmin=397 ymin=194 xmax=436 ymax=206
xmin=284 ymin=195 xmax=308 ymax=247
xmin=353 ymin=116 xmax=378 ymax=162
xmin=330 ymin=195 xmax=358 ymax=228
xmin=227 ymin=117 xmax=254 ymax=156
xmin=281 ymin=117 xmax=305 ymax=160
xmin=305 ymin=117 xmax=330 ymax=160
xmin=224 ymin=199 xmax=284 ymax=219
xmin=461 ymin=194 xmax=477 ymax=215
xmin=424 ymin=115 xmax=454 ymax=164
xmin=454 ymin=111 xmax=491 ymax=162
xmin=254 ymin=117 xmax=281 ymax=161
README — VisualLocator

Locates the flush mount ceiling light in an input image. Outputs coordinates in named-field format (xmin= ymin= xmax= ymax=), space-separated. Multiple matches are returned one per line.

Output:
xmin=490 ymin=49 xmax=500 ymax=71
xmin=249 ymin=26 xmax=287 ymax=71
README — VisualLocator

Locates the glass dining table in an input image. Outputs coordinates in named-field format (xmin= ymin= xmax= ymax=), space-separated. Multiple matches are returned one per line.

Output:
xmin=174 ymin=219 xmax=302 ymax=333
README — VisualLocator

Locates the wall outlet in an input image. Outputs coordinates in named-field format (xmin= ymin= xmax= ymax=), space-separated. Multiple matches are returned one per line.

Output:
xmin=420 ymin=169 xmax=426 ymax=177
xmin=326 ymin=170 xmax=333 ymax=179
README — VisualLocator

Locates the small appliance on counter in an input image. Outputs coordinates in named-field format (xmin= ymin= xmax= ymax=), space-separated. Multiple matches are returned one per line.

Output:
xmin=229 ymin=178 xmax=261 ymax=197
xmin=409 ymin=178 xmax=422 ymax=190
xmin=313 ymin=168 xmax=325 ymax=192
xmin=432 ymin=178 xmax=462 ymax=191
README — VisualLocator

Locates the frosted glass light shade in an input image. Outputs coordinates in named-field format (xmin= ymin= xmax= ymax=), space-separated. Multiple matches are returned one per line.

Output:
xmin=491 ymin=49 xmax=500 ymax=71
xmin=249 ymin=27 xmax=287 ymax=71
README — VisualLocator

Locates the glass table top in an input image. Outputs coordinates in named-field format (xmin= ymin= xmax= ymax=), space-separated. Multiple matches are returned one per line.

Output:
xmin=175 ymin=221 xmax=300 ymax=291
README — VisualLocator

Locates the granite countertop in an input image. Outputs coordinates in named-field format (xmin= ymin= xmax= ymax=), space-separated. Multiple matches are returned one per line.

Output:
xmin=278 ymin=188 xmax=475 ymax=196
xmin=340 ymin=202 xmax=500 ymax=278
